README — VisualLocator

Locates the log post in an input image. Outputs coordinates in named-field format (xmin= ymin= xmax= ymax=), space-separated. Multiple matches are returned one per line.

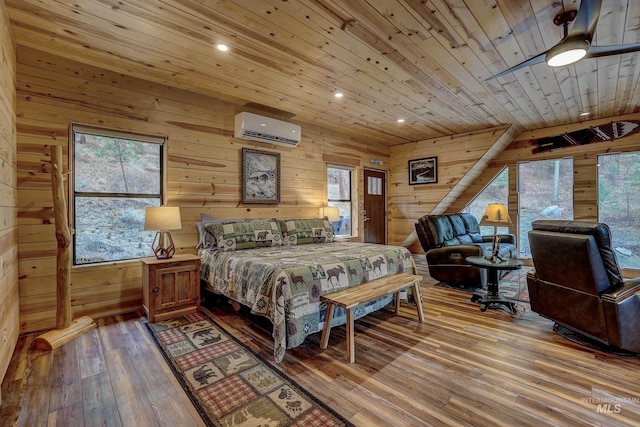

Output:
xmin=51 ymin=145 xmax=72 ymax=329
xmin=32 ymin=145 xmax=96 ymax=350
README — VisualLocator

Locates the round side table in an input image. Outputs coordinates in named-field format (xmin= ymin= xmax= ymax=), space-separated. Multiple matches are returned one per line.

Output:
xmin=465 ymin=256 xmax=523 ymax=313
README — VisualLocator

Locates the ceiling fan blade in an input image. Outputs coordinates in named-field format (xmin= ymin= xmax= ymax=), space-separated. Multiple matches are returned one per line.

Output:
xmin=566 ymin=0 xmax=601 ymax=40
xmin=486 ymin=52 xmax=546 ymax=80
xmin=486 ymin=0 xmax=605 ymax=81
xmin=585 ymin=43 xmax=640 ymax=58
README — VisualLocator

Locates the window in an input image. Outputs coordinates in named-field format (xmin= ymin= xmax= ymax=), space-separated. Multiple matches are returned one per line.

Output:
xmin=367 ymin=175 xmax=382 ymax=195
xmin=462 ymin=167 xmax=509 ymax=235
xmin=517 ymin=158 xmax=574 ymax=257
xmin=598 ymin=152 xmax=640 ymax=268
xmin=72 ymin=125 xmax=165 ymax=265
xmin=327 ymin=165 xmax=353 ymax=237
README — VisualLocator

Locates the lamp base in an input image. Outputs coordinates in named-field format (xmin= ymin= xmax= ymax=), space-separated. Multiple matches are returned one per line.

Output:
xmin=484 ymin=254 xmax=507 ymax=264
xmin=152 ymin=230 xmax=176 ymax=259
xmin=484 ymin=235 xmax=506 ymax=263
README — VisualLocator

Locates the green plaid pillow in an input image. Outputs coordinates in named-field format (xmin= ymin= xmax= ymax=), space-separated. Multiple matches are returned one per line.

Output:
xmin=278 ymin=218 xmax=334 ymax=245
xmin=206 ymin=219 xmax=283 ymax=251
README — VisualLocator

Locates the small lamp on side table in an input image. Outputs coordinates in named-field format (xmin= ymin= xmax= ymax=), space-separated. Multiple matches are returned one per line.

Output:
xmin=322 ymin=206 xmax=341 ymax=235
xmin=144 ymin=206 xmax=182 ymax=259
xmin=479 ymin=203 xmax=512 ymax=263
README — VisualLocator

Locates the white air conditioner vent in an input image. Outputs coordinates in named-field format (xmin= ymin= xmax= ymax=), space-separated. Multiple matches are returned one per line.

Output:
xmin=234 ymin=112 xmax=301 ymax=148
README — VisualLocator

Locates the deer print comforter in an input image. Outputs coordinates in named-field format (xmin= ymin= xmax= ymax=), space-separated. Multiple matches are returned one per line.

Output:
xmin=200 ymin=241 xmax=416 ymax=363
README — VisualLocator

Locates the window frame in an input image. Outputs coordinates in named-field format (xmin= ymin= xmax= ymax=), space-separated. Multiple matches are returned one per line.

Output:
xmin=327 ymin=163 xmax=355 ymax=238
xmin=70 ymin=124 xmax=167 ymax=265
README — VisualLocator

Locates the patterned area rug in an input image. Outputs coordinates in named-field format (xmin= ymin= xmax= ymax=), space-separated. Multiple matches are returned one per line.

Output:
xmin=147 ymin=311 xmax=353 ymax=427
xmin=495 ymin=269 xmax=530 ymax=302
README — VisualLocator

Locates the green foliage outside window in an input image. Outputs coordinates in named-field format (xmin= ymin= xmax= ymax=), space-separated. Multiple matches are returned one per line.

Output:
xmin=73 ymin=127 xmax=164 ymax=265
xmin=598 ymin=152 xmax=640 ymax=268
xmin=462 ymin=167 xmax=509 ymax=235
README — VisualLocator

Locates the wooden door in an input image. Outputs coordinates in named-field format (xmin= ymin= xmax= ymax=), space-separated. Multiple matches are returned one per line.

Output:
xmin=364 ymin=169 xmax=386 ymax=244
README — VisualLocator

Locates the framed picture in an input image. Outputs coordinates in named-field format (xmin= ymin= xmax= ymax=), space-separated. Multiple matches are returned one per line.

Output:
xmin=242 ymin=148 xmax=281 ymax=204
xmin=408 ymin=156 xmax=438 ymax=185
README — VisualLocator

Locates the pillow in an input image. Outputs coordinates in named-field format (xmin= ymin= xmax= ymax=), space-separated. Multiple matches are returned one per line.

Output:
xmin=196 ymin=214 xmax=222 ymax=249
xmin=207 ymin=219 xmax=283 ymax=251
xmin=278 ymin=218 xmax=334 ymax=245
xmin=196 ymin=222 xmax=217 ymax=249
xmin=196 ymin=215 xmax=245 ymax=249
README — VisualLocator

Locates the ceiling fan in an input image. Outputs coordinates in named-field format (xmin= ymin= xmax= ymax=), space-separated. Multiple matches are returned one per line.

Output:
xmin=488 ymin=0 xmax=640 ymax=80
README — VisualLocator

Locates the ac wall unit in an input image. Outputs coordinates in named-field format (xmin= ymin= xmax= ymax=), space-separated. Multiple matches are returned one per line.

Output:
xmin=234 ymin=112 xmax=301 ymax=148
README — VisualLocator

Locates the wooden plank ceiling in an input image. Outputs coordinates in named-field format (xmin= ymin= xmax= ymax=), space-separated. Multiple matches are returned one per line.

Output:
xmin=6 ymin=0 xmax=640 ymax=146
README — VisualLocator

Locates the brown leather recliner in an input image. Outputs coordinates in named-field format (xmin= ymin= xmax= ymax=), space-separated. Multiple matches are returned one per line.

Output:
xmin=527 ymin=220 xmax=640 ymax=353
xmin=415 ymin=213 xmax=517 ymax=288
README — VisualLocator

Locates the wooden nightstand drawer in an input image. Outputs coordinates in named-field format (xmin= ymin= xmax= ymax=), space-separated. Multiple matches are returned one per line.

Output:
xmin=141 ymin=254 xmax=201 ymax=322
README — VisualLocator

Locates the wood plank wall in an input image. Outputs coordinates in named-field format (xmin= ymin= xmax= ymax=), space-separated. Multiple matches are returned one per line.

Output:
xmin=388 ymin=126 xmax=514 ymax=251
xmin=0 ymin=0 xmax=19 ymax=404
xmin=15 ymin=46 xmax=390 ymax=334
xmin=449 ymin=113 xmax=640 ymax=216
xmin=12 ymin=45 xmax=640 ymax=336
xmin=390 ymin=112 xmax=640 ymax=264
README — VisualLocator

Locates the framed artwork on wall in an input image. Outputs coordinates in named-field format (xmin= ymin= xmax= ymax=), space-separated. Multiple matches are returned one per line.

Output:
xmin=408 ymin=156 xmax=438 ymax=185
xmin=242 ymin=147 xmax=281 ymax=204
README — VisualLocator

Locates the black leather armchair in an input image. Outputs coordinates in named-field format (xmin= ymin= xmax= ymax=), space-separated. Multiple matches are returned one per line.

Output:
xmin=527 ymin=220 xmax=640 ymax=353
xmin=415 ymin=213 xmax=517 ymax=288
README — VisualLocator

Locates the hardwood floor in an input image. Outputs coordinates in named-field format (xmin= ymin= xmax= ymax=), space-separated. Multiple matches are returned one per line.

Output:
xmin=3 ymin=261 xmax=640 ymax=426
xmin=1 ymin=311 xmax=208 ymax=427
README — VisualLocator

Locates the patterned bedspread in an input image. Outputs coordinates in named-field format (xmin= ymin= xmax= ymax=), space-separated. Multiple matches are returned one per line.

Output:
xmin=200 ymin=241 xmax=416 ymax=363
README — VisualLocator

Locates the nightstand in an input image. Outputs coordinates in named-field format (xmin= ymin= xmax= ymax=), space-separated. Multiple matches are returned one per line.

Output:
xmin=141 ymin=254 xmax=201 ymax=322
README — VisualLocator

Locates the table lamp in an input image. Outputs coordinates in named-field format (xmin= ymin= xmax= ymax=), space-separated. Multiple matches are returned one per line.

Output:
xmin=144 ymin=206 xmax=182 ymax=259
xmin=479 ymin=203 xmax=512 ymax=263
xmin=322 ymin=206 xmax=341 ymax=234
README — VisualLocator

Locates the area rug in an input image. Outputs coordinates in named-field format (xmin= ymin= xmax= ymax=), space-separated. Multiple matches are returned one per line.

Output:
xmin=147 ymin=311 xmax=354 ymax=427
xmin=436 ymin=268 xmax=531 ymax=302
xmin=495 ymin=269 xmax=530 ymax=302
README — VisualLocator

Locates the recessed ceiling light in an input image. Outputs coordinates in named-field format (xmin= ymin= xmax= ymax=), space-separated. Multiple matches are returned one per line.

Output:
xmin=397 ymin=119 xmax=405 ymax=123
xmin=334 ymin=92 xmax=343 ymax=98
xmin=217 ymin=44 xmax=229 ymax=52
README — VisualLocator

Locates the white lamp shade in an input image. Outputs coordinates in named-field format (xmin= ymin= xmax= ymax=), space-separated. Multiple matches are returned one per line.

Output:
xmin=322 ymin=206 xmax=341 ymax=222
xmin=144 ymin=206 xmax=182 ymax=231
xmin=546 ymin=38 xmax=589 ymax=67
xmin=479 ymin=203 xmax=512 ymax=226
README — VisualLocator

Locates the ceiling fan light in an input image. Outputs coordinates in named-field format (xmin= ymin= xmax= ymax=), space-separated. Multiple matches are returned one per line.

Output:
xmin=546 ymin=38 xmax=590 ymax=67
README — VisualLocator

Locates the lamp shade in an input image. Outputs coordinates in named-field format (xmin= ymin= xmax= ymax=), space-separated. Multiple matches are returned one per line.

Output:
xmin=479 ymin=203 xmax=512 ymax=226
xmin=144 ymin=206 xmax=182 ymax=231
xmin=322 ymin=206 xmax=341 ymax=223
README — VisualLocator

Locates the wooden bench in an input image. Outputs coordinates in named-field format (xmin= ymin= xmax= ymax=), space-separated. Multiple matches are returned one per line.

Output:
xmin=320 ymin=273 xmax=424 ymax=363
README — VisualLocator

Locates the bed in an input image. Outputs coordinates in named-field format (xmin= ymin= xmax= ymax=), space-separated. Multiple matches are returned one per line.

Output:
xmin=198 ymin=216 xmax=417 ymax=363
